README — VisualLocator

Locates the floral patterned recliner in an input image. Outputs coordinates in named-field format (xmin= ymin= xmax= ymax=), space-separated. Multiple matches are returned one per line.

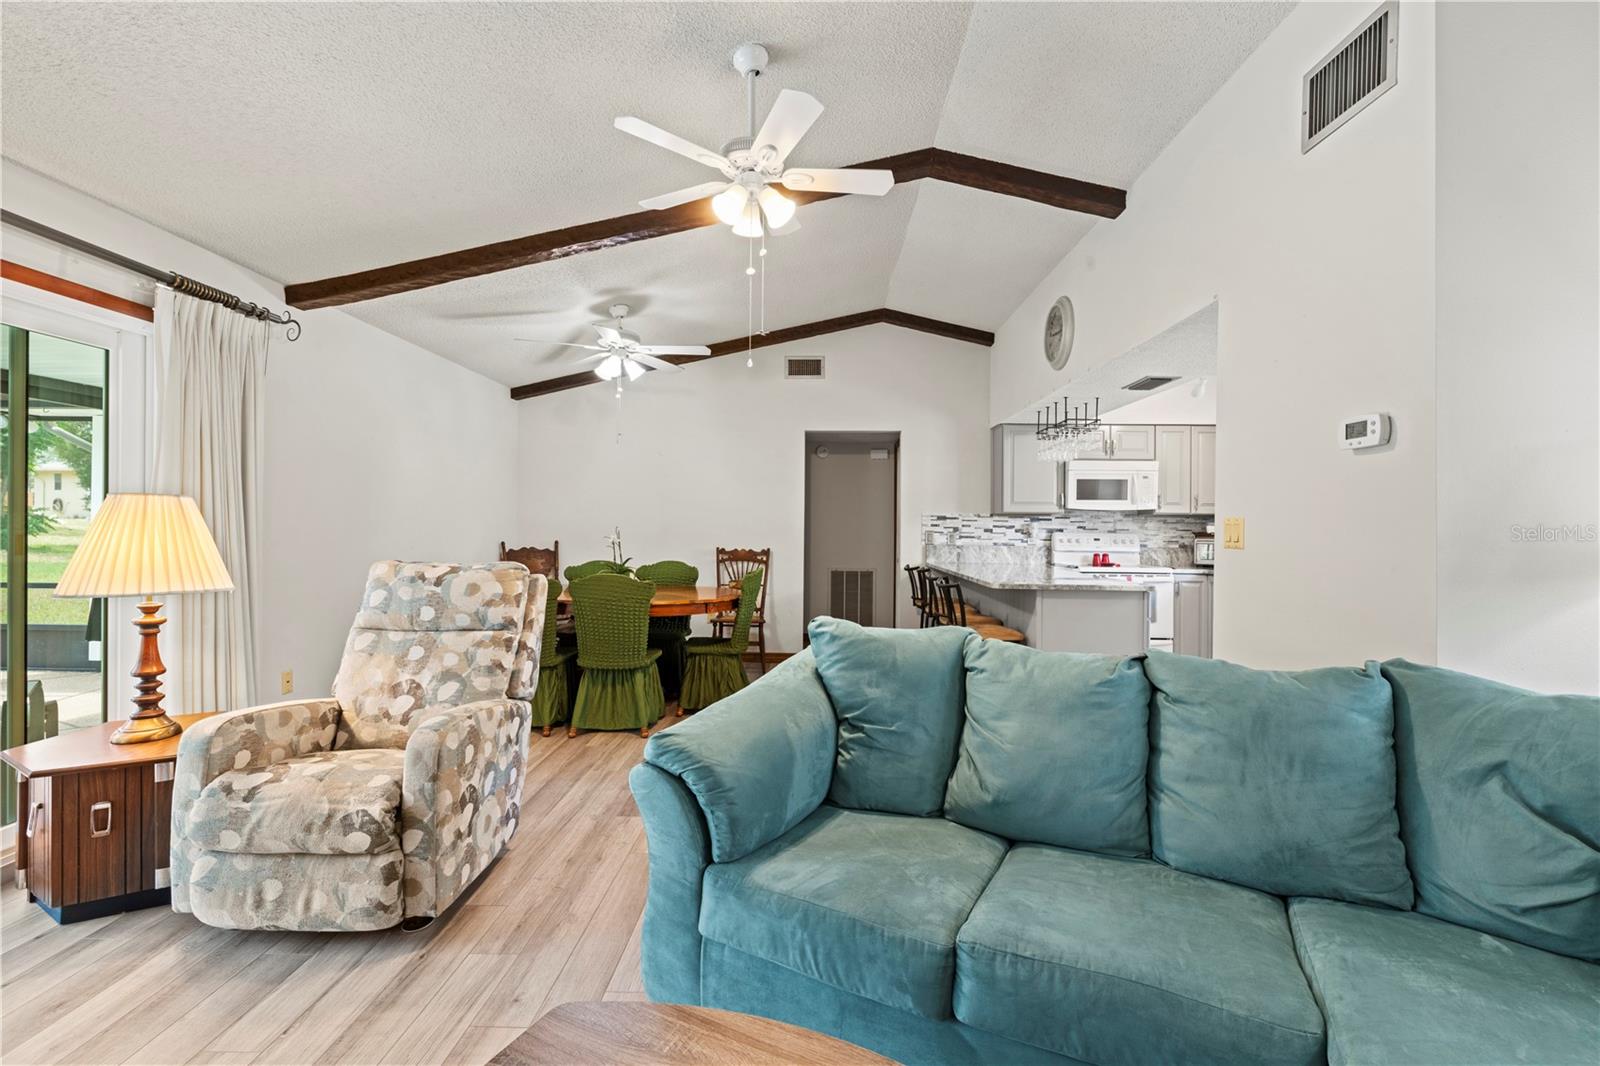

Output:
xmin=170 ymin=560 xmax=546 ymax=931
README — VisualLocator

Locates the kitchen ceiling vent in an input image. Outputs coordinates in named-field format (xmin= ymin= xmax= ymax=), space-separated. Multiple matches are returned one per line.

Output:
xmin=786 ymin=356 xmax=825 ymax=379
xmin=1124 ymin=375 xmax=1178 ymax=391
xmin=828 ymin=569 xmax=875 ymax=626
xmin=1302 ymin=2 xmax=1399 ymax=153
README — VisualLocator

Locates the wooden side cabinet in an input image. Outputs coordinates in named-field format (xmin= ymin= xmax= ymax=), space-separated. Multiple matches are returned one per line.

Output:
xmin=3 ymin=714 xmax=209 ymax=923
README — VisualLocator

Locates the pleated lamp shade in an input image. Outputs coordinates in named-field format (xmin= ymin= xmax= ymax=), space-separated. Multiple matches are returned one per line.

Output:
xmin=54 ymin=493 xmax=234 ymax=599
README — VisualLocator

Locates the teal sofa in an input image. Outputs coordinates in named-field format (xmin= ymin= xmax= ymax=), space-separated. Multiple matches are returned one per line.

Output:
xmin=628 ymin=620 xmax=1600 ymax=1066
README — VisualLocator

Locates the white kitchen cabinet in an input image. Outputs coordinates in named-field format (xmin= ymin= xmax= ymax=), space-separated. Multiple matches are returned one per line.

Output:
xmin=1149 ymin=425 xmax=1217 ymax=515
xmin=1192 ymin=426 xmax=1217 ymax=513
xmin=1108 ymin=424 xmax=1157 ymax=460
xmin=1173 ymin=573 xmax=1214 ymax=658
xmin=1154 ymin=426 xmax=1192 ymax=515
xmin=992 ymin=424 xmax=1061 ymax=514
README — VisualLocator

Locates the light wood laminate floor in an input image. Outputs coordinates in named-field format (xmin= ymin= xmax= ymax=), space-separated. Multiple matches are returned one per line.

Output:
xmin=0 ymin=690 xmax=728 ymax=1066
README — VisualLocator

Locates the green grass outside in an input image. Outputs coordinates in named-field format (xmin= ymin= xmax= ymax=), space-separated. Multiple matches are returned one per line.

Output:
xmin=0 ymin=519 xmax=92 ymax=625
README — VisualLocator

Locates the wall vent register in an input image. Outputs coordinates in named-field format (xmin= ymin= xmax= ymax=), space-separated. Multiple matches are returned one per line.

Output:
xmin=1302 ymin=1 xmax=1398 ymax=153
xmin=828 ymin=569 xmax=875 ymax=626
xmin=786 ymin=356 xmax=825 ymax=379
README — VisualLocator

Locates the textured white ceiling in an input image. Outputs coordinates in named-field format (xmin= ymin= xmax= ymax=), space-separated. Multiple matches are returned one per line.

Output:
xmin=0 ymin=2 xmax=1293 ymax=388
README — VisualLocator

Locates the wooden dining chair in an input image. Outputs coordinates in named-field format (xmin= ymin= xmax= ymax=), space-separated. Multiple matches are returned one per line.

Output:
xmin=500 ymin=540 xmax=559 ymax=579
xmin=713 ymin=547 xmax=770 ymax=672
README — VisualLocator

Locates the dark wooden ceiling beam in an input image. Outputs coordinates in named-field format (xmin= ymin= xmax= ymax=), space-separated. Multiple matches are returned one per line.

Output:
xmin=285 ymin=149 xmax=1124 ymax=310
xmin=509 ymin=307 xmax=994 ymax=401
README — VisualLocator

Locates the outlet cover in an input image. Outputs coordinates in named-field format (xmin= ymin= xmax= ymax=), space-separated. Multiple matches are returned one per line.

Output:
xmin=280 ymin=670 xmax=294 ymax=694
xmin=1223 ymin=517 xmax=1245 ymax=550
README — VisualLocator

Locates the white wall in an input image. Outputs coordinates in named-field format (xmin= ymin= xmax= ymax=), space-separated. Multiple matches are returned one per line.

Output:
xmin=990 ymin=3 xmax=1439 ymax=671
xmin=1 ymin=161 xmax=520 ymax=707
xmin=1435 ymin=3 xmax=1599 ymax=695
xmin=516 ymin=324 xmax=991 ymax=651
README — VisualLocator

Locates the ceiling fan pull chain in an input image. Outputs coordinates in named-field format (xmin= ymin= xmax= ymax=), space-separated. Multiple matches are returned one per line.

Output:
xmin=760 ymin=230 xmax=767 ymax=336
xmin=746 ymin=239 xmax=755 ymax=368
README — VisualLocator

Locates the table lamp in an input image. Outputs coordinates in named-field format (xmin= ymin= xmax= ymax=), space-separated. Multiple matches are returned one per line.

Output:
xmin=54 ymin=494 xmax=234 ymax=744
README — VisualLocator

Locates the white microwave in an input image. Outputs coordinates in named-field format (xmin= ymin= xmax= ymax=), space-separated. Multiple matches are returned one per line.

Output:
xmin=1065 ymin=460 xmax=1160 ymax=511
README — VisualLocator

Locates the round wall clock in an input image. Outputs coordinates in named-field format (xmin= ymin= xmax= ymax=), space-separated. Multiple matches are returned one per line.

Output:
xmin=1044 ymin=295 xmax=1075 ymax=371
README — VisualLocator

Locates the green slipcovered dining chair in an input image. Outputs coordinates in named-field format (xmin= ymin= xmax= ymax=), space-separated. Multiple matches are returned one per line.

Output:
xmin=531 ymin=576 xmax=576 ymax=737
xmin=564 ymin=559 xmax=624 ymax=583
xmin=634 ymin=560 xmax=698 ymax=700
xmin=568 ymin=573 xmax=665 ymax=738
xmin=678 ymin=568 xmax=763 ymax=714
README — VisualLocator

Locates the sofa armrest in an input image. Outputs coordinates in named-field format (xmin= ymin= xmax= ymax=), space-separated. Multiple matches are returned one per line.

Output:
xmin=642 ymin=651 xmax=837 ymax=863
xmin=170 ymin=698 xmax=341 ymax=913
xmin=401 ymin=697 xmax=532 ymax=917
xmin=629 ymin=762 xmax=712 ymax=1004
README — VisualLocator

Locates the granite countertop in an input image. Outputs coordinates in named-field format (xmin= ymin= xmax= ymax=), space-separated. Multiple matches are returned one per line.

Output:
xmin=930 ymin=563 xmax=1155 ymax=593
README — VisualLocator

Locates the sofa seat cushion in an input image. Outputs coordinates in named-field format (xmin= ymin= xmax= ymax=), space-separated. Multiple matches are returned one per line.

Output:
xmin=954 ymin=845 xmax=1325 ymax=1066
xmin=185 ymin=748 xmax=405 ymax=855
xmin=1288 ymin=896 xmax=1600 ymax=1065
xmin=700 ymin=805 xmax=1007 ymax=1019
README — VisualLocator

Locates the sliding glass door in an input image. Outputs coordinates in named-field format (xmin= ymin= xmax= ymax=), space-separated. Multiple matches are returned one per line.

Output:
xmin=2 ymin=323 xmax=110 ymax=819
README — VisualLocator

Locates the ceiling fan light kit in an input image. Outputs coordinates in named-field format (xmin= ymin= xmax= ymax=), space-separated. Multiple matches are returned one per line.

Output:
xmin=615 ymin=42 xmax=894 ymax=237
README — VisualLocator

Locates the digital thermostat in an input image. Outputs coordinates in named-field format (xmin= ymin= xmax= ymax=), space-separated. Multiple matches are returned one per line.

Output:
xmin=1340 ymin=413 xmax=1391 ymax=450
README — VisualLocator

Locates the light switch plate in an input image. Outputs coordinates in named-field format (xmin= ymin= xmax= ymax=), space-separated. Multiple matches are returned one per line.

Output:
xmin=1223 ymin=517 xmax=1245 ymax=549
xmin=280 ymin=670 xmax=294 ymax=694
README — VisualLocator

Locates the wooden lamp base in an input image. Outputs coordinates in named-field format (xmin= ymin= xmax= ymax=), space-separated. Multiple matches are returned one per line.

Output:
xmin=110 ymin=599 xmax=182 ymax=745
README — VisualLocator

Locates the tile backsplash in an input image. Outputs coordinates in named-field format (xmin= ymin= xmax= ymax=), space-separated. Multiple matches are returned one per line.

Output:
xmin=923 ymin=512 xmax=1213 ymax=567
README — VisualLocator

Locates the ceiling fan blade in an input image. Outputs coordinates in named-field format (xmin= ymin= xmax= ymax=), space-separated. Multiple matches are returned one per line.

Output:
xmin=780 ymin=168 xmax=894 ymax=196
xmin=639 ymin=181 xmax=733 ymax=211
xmin=635 ymin=344 xmax=712 ymax=357
xmin=628 ymin=352 xmax=686 ymax=373
xmin=753 ymin=90 xmax=824 ymax=169
xmin=614 ymin=117 xmax=734 ymax=175
xmin=515 ymin=339 xmax=606 ymax=351
xmin=593 ymin=325 xmax=623 ymax=343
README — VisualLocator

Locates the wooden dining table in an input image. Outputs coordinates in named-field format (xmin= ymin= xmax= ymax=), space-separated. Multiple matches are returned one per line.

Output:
xmin=556 ymin=583 xmax=740 ymax=618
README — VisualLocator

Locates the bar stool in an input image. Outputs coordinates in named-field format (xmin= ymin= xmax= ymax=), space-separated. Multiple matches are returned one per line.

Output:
xmin=924 ymin=570 xmax=1002 ymax=627
xmin=935 ymin=580 xmax=1025 ymax=643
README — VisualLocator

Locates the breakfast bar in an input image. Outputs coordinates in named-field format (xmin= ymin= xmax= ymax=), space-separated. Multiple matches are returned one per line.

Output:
xmin=928 ymin=561 xmax=1154 ymax=655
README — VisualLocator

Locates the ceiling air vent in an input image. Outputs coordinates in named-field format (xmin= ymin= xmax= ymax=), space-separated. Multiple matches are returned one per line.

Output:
xmin=1302 ymin=2 xmax=1398 ymax=153
xmin=786 ymin=356 xmax=825 ymax=379
xmin=1124 ymin=375 xmax=1178 ymax=391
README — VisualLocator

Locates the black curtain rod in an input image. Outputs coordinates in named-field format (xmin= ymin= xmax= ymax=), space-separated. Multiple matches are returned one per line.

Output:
xmin=1 ymin=209 xmax=301 ymax=340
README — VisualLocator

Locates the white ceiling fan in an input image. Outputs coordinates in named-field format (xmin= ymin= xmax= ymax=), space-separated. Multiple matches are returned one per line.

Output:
xmin=616 ymin=43 xmax=894 ymax=237
xmin=520 ymin=304 xmax=709 ymax=386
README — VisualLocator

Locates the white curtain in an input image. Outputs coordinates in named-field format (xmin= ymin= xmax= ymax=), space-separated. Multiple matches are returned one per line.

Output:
xmin=151 ymin=289 xmax=268 ymax=714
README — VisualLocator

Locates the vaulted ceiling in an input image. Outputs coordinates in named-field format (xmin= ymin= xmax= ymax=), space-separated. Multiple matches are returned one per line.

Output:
xmin=1 ymin=2 xmax=1292 ymax=393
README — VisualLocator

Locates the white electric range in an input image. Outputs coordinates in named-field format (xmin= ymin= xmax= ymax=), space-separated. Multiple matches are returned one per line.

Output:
xmin=1049 ymin=532 xmax=1175 ymax=651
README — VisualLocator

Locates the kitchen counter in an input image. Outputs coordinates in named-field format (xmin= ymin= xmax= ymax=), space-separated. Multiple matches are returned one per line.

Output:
xmin=928 ymin=563 xmax=1153 ymax=656
xmin=929 ymin=563 xmax=1155 ymax=593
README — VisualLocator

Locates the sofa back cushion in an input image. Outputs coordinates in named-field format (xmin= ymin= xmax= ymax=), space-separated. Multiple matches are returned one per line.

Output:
xmin=945 ymin=641 xmax=1150 ymax=855
xmin=1384 ymin=659 xmax=1600 ymax=961
xmin=1145 ymin=654 xmax=1413 ymax=908
xmin=333 ymin=561 xmax=528 ymax=749
xmin=808 ymin=618 xmax=969 ymax=816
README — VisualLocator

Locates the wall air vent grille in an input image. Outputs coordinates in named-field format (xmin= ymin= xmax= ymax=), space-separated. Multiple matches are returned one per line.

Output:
xmin=786 ymin=357 xmax=825 ymax=379
xmin=1303 ymin=2 xmax=1399 ymax=153
xmin=828 ymin=569 xmax=875 ymax=626
xmin=1124 ymin=376 xmax=1179 ymax=391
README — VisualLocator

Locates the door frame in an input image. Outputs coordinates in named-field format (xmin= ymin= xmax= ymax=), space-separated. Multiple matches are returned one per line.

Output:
xmin=802 ymin=430 xmax=902 ymax=641
xmin=1 ymin=280 xmax=151 ymax=842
